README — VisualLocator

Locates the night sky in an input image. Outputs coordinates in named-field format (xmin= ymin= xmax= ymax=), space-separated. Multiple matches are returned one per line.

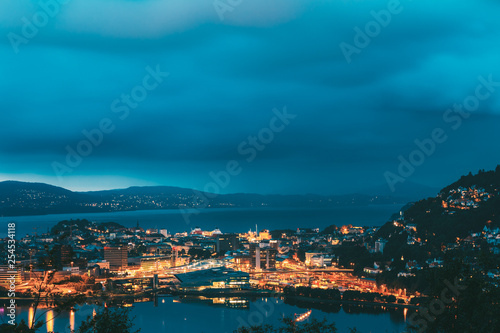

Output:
xmin=1 ymin=0 xmax=500 ymax=195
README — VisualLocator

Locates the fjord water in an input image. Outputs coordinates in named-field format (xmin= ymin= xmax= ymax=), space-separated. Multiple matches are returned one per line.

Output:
xmin=2 ymin=204 xmax=402 ymax=237
xmin=8 ymin=205 xmax=406 ymax=332
xmin=15 ymin=297 xmax=407 ymax=333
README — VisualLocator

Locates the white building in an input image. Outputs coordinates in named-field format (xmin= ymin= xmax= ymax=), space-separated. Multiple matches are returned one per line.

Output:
xmin=375 ymin=239 xmax=388 ymax=253
xmin=62 ymin=267 xmax=80 ymax=274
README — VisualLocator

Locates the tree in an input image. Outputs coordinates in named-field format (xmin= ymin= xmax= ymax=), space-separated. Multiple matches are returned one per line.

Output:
xmin=406 ymin=260 xmax=500 ymax=333
xmin=27 ymin=270 xmax=85 ymax=329
xmin=2 ymin=270 xmax=84 ymax=332
xmin=129 ymin=244 xmax=147 ymax=257
xmin=0 ymin=320 xmax=42 ymax=332
xmin=386 ymin=295 xmax=396 ymax=303
xmin=76 ymin=306 xmax=140 ymax=333
xmin=3 ymin=244 xmax=85 ymax=332
xmin=420 ymin=275 xmax=500 ymax=333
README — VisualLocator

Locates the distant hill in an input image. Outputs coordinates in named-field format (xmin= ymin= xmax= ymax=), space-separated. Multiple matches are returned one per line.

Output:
xmin=51 ymin=219 xmax=126 ymax=234
xmin=0 ymin=181 xmax=95 ymax=216
xmin=86 ymin=185 xmax=195 ymax=196
xmin=0 ymin=181 xmax=408 ymax=217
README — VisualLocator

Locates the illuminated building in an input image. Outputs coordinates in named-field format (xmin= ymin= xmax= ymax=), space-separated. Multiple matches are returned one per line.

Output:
xmin=250 ymin=243 xmax=277 ymax=270
xmin=258 ymin=229 xmax=272 ymax=240
xmin=104 ymin=246 xmax=128 ymax=270
xmin=52 ymin=244 xmax=73 ymax=267
xmin=140 ymin=256 xmax=171 ymax=271
xmin=0 ymin=265 xmax=22 ymax=287
xmin=216 ymin=234 xmax=239 ymax=253
xmin=174 ymin=267 xmax=250 ymax=291
xmin=375 ymin=239 xmax=388 ymax=253
xmin=190 ymin=227 xmax=203 ymax=235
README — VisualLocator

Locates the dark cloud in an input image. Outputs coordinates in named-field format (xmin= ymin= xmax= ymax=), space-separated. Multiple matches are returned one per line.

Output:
xmin=1 ymin=0 xmax=500 ymax=193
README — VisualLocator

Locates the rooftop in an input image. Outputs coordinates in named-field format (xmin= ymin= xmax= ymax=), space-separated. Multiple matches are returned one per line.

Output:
xmin=174 ymin=267 xmax=249 ymax=286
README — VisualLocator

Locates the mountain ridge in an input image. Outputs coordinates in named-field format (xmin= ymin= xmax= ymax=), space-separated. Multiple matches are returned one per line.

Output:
xmin=374 ymin=165 xmax=500 ymax=258
xmin=0 ymin=180 xmax=408 ymax=217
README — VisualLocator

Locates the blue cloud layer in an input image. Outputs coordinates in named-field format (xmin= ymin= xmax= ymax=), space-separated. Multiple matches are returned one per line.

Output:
xmin=1 ymin=0 xmax=500 ymax=194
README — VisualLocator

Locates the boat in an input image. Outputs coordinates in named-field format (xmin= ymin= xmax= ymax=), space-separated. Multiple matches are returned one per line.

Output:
xmin=294 ymin=309 xmax=312 ymax=322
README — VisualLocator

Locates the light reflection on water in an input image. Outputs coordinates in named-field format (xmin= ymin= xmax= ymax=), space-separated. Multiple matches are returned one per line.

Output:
xmin=46 ymin=310 xmax=53 ymax=333
xmin=28 ymin=306 xmax=34 ymax=328
xmin=12 ymin=296 xmax=408 ymax=333
xmin=69 ymin=310 xmax=75 ymax=332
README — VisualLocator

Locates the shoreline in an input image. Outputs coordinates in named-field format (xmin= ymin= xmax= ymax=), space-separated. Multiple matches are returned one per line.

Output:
xmin=283 ymin=295 xmax=419 ymax=309
xmin=2 ymin=290 xmax=419 ymax=310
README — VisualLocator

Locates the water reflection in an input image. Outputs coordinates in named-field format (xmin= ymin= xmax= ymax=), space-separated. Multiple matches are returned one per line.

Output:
xmin=13 ymin=296 xmax=408 ymax=333
xmin=176 ymin=295 xmax=250 ymax=309
xmin=70 ymin=309 xmax=75 ymax=331
xmin=283 ymin=296 xmax=412 ymax=325
xmin=46 ymin=310 xmax=53 ymax=333
xmin=28 ymin=306 xmax=34 ymax=328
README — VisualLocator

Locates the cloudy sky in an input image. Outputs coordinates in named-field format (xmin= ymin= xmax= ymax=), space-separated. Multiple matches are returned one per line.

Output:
xmin=1 ymin=0 xmax=500 ymax=195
